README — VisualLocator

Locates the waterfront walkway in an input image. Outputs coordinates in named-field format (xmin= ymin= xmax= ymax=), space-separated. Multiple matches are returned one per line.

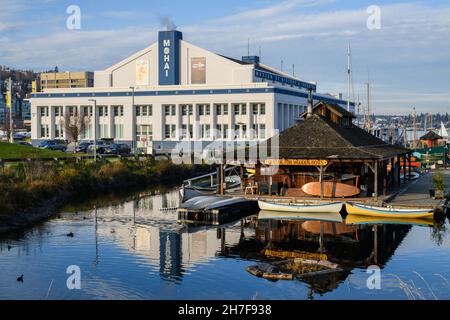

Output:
xmin=387 ymin=170 xmax=450 ymax=209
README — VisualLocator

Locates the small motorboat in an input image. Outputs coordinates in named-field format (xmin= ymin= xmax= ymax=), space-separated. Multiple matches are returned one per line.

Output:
xmin=345 ymin=203 xmax=434 ymax=219
xmin=345 ymin=214 xmax=433 ymax=227
xmin=258 ymin=201 xmax=343 ymax=214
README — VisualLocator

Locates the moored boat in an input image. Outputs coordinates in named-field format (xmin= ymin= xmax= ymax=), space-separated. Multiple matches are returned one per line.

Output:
xmin=258 ymin=201 xmax=343 ymax=214
xmin=301 ymin=181 xmax=360 ymax=198
xmin=258 ymin=210 xmax=343 ymax=223
xmin=345 ymin=214 xmax=433 ymax=227
xmin=345 ymin=202 xmax=434 ymax=219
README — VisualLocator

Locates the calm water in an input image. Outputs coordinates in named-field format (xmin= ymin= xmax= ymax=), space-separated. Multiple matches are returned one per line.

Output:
xmin=0 ymin=190 xmax=449 ymax=300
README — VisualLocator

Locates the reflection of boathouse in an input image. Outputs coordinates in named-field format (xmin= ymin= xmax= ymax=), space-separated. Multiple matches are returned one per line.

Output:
xmin=233 ymin=101 xmax=411 ymax=198
xmin=224 ymin=217 xmax=411 ymax=294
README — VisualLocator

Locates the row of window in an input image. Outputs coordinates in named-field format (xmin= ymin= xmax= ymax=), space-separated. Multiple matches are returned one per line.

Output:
xmin=40 ymin=122 xmax=267 ymax=140
xmin=40 ymin=103 xmax=267 ymax=118
xmin=40 ymin=106 xmax=125 ymax=118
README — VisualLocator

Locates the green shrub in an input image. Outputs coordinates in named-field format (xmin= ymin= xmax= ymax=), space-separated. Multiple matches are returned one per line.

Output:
xmin=432 ymin=171 xmax=445 ymax=191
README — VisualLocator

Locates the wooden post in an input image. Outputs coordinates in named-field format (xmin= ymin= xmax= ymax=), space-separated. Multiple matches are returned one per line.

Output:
xmin=396 ymin=156 xmax=401 ymax=189
xmin=220 ymin=164 xmax=225 ymax=195
xmin=403 ymin=155 xmax=407 ymax=184
xmin=408 ymin=153 xmax=412 ymax=181
xmin=319 ymin=166 xmax=324 ymax=200
xmin=374 ymin=160 xmax=378 ymax=198
xmin=269 ymin=175 xmax=273 ymax=196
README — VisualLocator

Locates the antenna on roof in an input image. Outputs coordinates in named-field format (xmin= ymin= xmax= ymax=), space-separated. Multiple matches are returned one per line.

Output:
xmin=292 ymin=64 xmax=295 ymax=77
xmin=247 ymin=38 xmax=250 ymax=57
xmin=259 ymin=46 xmax=261 ymax=61
xmin=281 ymin=60 xmax=283 ymax=72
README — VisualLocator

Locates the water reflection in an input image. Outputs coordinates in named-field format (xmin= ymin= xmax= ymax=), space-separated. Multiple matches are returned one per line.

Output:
xmin=0 ymin=189 xmax=449 ymax=300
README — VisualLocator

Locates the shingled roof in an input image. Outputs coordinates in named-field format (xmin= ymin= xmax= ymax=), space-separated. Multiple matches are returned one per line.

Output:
xmin=300 ymin=101 xmax=355 ymax=119
xmin=420 ymin=130 xmax=442 ymax=141
xmin=259 ymin=114 xmax=409 ymax=160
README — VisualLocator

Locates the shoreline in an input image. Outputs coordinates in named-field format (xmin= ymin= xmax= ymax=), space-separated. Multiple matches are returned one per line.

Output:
xmin=0 ymin=159 xmax=209 ymax=235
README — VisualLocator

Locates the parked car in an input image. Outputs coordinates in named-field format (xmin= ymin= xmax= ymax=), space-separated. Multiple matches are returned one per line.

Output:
xmin=87 ymin=140 xmax=113 ymax=154
xmin=38 ymin=140 xmax=67 ymax=152
xmin=75 ymin=141 xmax=92 ymax=153
xmin=104 ymin=143 xmax=131 ymax=155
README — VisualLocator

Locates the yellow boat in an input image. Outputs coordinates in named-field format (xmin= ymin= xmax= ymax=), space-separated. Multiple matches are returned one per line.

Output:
xmin=345 ymin=214 xmax=434 ymax=227
xmin=345 ymin=203 xmax=434 ymax=219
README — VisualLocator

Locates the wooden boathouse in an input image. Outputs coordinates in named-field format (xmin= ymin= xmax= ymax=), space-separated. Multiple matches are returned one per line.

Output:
xmin=226 ymin=100 xmax=412 ymax=200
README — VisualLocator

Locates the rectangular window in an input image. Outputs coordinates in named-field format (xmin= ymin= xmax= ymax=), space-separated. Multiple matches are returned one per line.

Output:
xmin=40 ymin=124 xmax=49 ymax=138
xmin=241 ymin=104 xmax=247 ymax=115
xmin=223 ymin=124 xmax=228 ymax=139
xmin=99 ymin=124 xmax=109 ymax=138
xmin=216 ymin=104 xmax=222 ymax=115
xmin=181 ymin=105 xmax=193 ymax=116
xmin=136 ymin=125 xmax=152 ymax=142
xmin=235 ymin=124 xmax=240 ymax=139
xmin=260 ymin=124 xmax=266 ymax=139
xmin=165 ymin=125 xmax=171 ymax=139
xmin=68 ymin=106 xmax=78 ymax=117
xmin=206 ymin=105 xmax=210 ymax=115
xmin=242 ymin=124 xmax=247 ymax=138
xmin=171 ymin=105 xmax=176 ymax=116
xmin=40 ymin=106 xmax=49 ymax=117
xmin=253 ymin=124 xmax=258 ymax=139
xmin=252 ymin=104 xmax=258 ymax=115
xmin=135 ymin=105 xmax=152 ymax=117
xmin=260 ymin=104 xmax=266 ymax=115
xmin=82 ymin=106 xmax=92 ymax=117
xmin=55 ymin=124 xmax=63 ymax=138
xmin=113 ymin=106 xmax=123 ymax=117
xmin=54 ymin=106 xmax=63 ymax=117
xmin=164 ymin=105 xmax=171 ymax=116
xmin=114 ymin=124 xmax=124 ymax=139
xmin=98 ymin=106 xmax=108 ymax=117
xmin=216 ymin=124 xmax=222 ymax=139
xmin=223 ymin=104 xmax=229 ymax=115
xmin=199 ymin=105 xmax=205 ymax=116
xmin=233 ymin=104 xmax=240 ymax=115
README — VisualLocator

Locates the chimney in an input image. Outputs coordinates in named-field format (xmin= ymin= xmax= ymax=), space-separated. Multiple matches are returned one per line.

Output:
xmin=306 ymin=88 xmax=313 ymax=118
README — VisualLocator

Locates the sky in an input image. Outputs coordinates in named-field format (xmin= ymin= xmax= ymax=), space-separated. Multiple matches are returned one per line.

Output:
xmin=1 ymin=0 xmax=449 ymax=115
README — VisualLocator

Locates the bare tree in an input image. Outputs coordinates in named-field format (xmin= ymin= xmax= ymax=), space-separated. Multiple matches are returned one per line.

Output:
xmin=62 ymin=109 xmax=90 ymax=147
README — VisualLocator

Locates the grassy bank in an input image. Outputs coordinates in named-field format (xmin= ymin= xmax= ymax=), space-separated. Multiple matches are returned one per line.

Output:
xmin=0 ymin=157 xmax=208 ymax=219
xmin=0 ymin=141 xmax=70 ymax=159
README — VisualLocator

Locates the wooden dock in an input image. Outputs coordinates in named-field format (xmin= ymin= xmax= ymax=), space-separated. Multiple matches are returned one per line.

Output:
xmin=386 ymin=170 xmax=449 ymax=211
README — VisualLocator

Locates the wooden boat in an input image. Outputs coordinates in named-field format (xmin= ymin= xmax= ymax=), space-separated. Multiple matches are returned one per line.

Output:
xmin=258 ymin=210 xmax=343 ymax=223
xmin=345 ymin=203 xmax=434 ymax=219
xmin=258 ymin=201 xmax=343 ymax=214
xmin=301 ymin=181 xmax=360 ymax=198
xmin=345 ymin=214 xmax=433 ymax=227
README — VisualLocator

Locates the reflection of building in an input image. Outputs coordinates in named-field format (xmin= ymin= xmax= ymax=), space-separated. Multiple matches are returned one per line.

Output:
xmin=94 ymin=191 xmax=242 ymax=282
xmin=40 ymin=71 xmax=94 ymax=90
xmin=31 ymin=29 xmax=353 ymax=149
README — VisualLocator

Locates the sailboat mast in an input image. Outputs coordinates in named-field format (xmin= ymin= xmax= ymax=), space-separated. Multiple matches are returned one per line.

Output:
xmin=413 ymin=107 xmax=417 ymax=149
xmin=347 ymin=44 xmax=351 ymax=112
xmin=366 ymin=82 xmax=371 ymax=132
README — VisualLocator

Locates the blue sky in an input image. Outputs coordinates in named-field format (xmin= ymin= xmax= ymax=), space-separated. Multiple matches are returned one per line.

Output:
xmin=1 ymin=0 xmax=449 ymax=115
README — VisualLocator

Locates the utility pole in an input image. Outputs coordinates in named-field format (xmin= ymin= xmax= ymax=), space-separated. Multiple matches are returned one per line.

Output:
xmin=88 ymin=99 xmax=97 ymax=162
xmin=129 ymin=86 xmax=136 ymax=155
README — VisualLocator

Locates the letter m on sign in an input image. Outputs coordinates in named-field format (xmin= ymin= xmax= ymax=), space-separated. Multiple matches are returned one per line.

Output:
xmin=163 ymin=40 xmax=171 ymax=47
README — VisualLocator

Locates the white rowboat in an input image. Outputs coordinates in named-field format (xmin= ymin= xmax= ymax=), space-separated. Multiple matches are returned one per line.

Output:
xmin=258 ymin=201 xmax=343 ymax=214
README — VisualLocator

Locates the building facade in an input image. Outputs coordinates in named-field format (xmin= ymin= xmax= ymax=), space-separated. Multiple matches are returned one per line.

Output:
xmin=40 ymin=71 xmax=94 ymax=90
xmin=31 ymin=30 xmax=354 ymax=153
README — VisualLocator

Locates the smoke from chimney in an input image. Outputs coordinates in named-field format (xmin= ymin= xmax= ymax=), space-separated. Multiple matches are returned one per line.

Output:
xmin=158 ymin=15 xmax=177 ymax=31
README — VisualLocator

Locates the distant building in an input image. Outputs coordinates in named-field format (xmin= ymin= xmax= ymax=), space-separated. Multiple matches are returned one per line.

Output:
xmin=40 ymin=71 xmax=94 ymax=90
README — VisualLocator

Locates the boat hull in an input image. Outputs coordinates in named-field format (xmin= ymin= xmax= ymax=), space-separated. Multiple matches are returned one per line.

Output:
xmin=258 ymin=201 xmax=343 ymax=214
xmin=301 ymin=182 xmax=360 ymax=198
xmin=345 ymin=203 xmax=434 ymax=219
xmin=345 ymin=214 xmax=433 ymax=226
xmin=258 ymin=210 xmax=343 ymax=222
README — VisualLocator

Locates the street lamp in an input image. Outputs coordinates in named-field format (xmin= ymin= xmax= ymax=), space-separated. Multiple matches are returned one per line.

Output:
xmin=129 ymin=86 xmax=136 ymax=155
xmin=88 ymin=99 xmax=97 ymax=162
